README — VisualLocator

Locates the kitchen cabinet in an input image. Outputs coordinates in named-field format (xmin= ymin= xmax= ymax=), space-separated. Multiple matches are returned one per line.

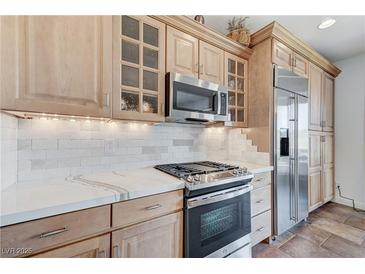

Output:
xmin=322 ymin=73 xmax=335 ymax=132
xmin=308 ymin=131 xmax=334 ymax=211
xmin=250 ymin=172 xmax=272 ymax=246
xmin=224 ymin=52 xmax=248 ymax=127
xmin=166 ymin=26 xmax=199 ymax=77
xmin=309 ymin=63 xmax=323 ymax=131
xmin=112 ymin=15 xmax=166 ymax=122
xmin=0 ymin=16 xmax=112 ymax=118
xmin=272 ymin=39 xmax=292 ymax=71
xmin=272 ymin=39 xmax=308 ymax=78
xmin=111 ymin=211 xmax=183 ymax=258
xmin=199 ymin=41 xmax=224 ymax=84
xmin=31 ymin=235 xmax=110 ymax=258
xmin=0 ymin=205 xmax=111 ymax=258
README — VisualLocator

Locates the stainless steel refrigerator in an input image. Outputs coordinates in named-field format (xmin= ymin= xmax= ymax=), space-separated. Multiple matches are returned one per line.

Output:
xmin=273 ymin=65 xmax=309 ymax=236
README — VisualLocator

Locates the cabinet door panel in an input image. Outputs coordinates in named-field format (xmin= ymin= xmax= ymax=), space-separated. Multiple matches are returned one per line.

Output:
xmin=323 ymin=167 xmax=334 ymax=203
xmin=293 ymin=53 xmax=308 ymax=78
xmin=31 ymin=235 xmax=110 ymax=258
xmin=309 ymin=171 xmax=322 ymax=212
xmin=112 ymin=212 xmax=183 ymax=258
xmin=199 ymin=41 xmax=224 ymax=84
xmin=0 ymin=16 xmax=112 ymax=117
xmin=323 ymin=133 xmax=334 ymax=167
xmin=309 ymin=131 xmax=322 ymax=170
xmin=308 ymin=64 xmax=323 ymax=131
xmin=272 ymin=39 xmax=292 ymax=71
xmin=322 ymin=73 xmax=335 ymax=132
xmin=113 ymin=16 xmax=165 ymax=122
xmin=166 ymin=26 xmax=198 ymax=77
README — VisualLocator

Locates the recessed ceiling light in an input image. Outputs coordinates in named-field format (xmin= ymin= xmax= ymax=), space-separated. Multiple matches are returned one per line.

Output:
xmin=318 ymin=18 xmax=336 ymax=29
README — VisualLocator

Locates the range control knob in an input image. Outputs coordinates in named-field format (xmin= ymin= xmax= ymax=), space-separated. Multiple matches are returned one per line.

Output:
xmin=186 ymin=175 xmax=193 ymax=183
xmin=232 ymin=170 xmax=238 ymax=176
xmin=193 ymin=175 xmax=201 ymax=182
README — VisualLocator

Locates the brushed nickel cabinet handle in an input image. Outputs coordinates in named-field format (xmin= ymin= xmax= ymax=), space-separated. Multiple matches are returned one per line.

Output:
xmin=255 ymin=199 xmax=264 ymax=204
xmin=195 ymin=63 xmax=199 ymax=73
xmin=200 ymin=64 xmax=203 ymax=74
xmin=255 ymin=178 xmax=264 ymax=182
xmin=113 ymin=245 xmax=121 ymax=258
xmin=39 ymin=227 xmax=68 ymax=238
xmin=97 ymin=250 xmax=106 ymax=258
xmin=144 ymin=204 xmax=162 ymax=210
xmin=256 ymin=226 xmax=265 ymax=232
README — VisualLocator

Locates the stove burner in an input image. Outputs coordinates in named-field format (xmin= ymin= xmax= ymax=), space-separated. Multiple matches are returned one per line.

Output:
xmin=154 ymin=161 xmax=239 ymax=178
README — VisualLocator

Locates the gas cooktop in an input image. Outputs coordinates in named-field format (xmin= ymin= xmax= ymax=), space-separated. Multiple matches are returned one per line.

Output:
xmin=154 ymin=161 xmax=253 ymax=191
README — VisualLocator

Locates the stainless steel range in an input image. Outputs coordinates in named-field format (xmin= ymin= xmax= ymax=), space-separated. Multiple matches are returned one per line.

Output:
xmin=154 ymin=161 xmax=254 ymax=258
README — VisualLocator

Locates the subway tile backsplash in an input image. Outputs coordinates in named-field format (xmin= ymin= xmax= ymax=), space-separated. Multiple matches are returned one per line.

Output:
xmin=0 ymin=113 xmax=269 ymax=189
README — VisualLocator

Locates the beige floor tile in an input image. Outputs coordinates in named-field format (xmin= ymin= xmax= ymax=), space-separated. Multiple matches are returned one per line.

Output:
xmin=252 ymin=243 xmax=291 ymax=258
xmin=289 ymin=221 xmax=331 ymax=245
xmin=322 ymin=235 xmax=365 ymax=258
xmin=311 ymin=217 xmax=365 ymax=245
xmin=271 ymin=230 xmax=295 ymax=248
xmin=345 ymin=215 xmax=365 ymax=231
xmin=279 ymin=235 xmax=339 ymax=258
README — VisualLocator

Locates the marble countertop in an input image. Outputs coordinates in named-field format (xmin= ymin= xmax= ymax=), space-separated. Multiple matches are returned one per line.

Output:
xmin=0 ymin=161 xmax=272 ymax=227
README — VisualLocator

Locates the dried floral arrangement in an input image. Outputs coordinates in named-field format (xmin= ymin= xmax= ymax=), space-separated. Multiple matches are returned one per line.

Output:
xmin=226 ymin=16 xmax=251 ymax=46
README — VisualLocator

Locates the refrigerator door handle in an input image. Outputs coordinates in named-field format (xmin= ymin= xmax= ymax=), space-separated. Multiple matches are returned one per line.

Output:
xmin=289 ymin=157 xmax=296 ymax=221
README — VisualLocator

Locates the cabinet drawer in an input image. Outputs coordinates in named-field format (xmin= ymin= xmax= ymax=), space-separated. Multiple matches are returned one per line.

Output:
xmin=112 ymin=190 xmax=183 ymax=228
xmin=251 ymin=185 xmax=271 ymax=216
xmin=0 ymin=205 xmax=111 ymax=258
xmin=252 ymin=172 xmax=271 ymax=189
xmin=251 ymin=210 xmax=271 ymax=246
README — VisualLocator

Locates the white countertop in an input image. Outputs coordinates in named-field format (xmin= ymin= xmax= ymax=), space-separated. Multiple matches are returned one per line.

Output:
xmin=0 ymin=161 xmax=271 ymax=227
xmin=0 ymin=167 xmax=184 ymax=227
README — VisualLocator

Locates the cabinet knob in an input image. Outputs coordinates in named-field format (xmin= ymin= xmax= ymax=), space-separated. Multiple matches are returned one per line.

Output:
xmin=113 ymin=245 xmax=121 ymax=258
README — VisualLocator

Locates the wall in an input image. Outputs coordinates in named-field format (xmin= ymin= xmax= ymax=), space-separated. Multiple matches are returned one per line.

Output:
xmin=334 ymin=53 xmax=365 ymax=209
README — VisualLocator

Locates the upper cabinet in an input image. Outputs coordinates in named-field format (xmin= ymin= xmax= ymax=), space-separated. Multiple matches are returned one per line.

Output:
xmin=309 ymin=63 xmax=323 ymax=131
xmin=0 ymin=16 xmax=113 ymax=118
xmin=224 ymin=52 xmax=248 ymax=127
xmin=199 ymin=41 xmax=224 ymax=85
xmin=322 ymin=73 xmax=335 ymax=132
xmin=272 ymin=39 xmax=309 ymax=78
xmin=166 ymin=26 xmax=199 ymax=77
xmin=112 ymin=16 xmax=166 ymax=122
xmin=309 ymin=63 xmax=334 ymax=132
xmin=272 ymin=40 xmax=292 ymax=71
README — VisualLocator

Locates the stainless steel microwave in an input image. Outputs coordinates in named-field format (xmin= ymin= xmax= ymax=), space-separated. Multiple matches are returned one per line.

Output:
xmin=165 ymin=73 xmax=229 ymax=124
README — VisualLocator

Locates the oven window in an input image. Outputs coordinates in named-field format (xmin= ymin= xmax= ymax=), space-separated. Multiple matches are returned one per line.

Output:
xmin=201 ymin=203 xmax=239 ymax=244
xmin=173 ymin=81 xmax=217 ymax=114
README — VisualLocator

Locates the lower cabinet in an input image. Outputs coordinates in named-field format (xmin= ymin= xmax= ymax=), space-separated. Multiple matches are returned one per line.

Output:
xmin=31 ymin=235 xmax=110 ymax=258
xmin=250 ymin=172 xmax=272 ymax=246
xmin=308 ymin=131 xmax=334 ymax=211
xmin=111 ymin=211 xmax=183 ymax=258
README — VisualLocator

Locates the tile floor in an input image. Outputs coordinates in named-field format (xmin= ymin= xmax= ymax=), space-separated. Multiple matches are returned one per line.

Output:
xmin=252 ymin=202 xmax=365 ymax=258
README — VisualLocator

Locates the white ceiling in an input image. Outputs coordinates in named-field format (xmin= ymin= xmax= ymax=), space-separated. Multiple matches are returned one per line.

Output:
xmin=191 ymin=15 xmax=365 ymax=62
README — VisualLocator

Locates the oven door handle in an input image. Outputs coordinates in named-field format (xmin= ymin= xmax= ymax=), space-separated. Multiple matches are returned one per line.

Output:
xmin=187 ymin=184 xmax=253 ymax=209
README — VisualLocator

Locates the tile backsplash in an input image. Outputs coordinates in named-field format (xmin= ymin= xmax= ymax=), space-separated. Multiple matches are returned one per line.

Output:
xmin=0 ymin=113 xmax=269 ymax=189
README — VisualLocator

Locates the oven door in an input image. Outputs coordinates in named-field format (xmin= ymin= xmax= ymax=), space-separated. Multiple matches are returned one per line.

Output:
xmin=185 ymin=185 xmax=252 ymax=258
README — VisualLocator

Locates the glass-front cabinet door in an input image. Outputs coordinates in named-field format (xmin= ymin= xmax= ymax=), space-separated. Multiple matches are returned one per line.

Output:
xmin=112 ymin=16 xmax=165 ymax=121
xmin=224 ymin=52 xmax=248 ymax=127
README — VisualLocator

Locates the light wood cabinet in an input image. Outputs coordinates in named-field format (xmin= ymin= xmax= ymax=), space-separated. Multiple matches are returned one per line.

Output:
xmin=309 ymin=64 xmax=323 ymax=131
xmin=292 ymin=53 xmax=309 ymax=78
xmin=272 ymin=39 xmax=292 ymax=71
xmin=308 ymin=171 xmax=322 ymax=211
xmin=112 ymin=211 xmax=183 ymax=258
xmin=199 ymin=41 xmax=224 ymax=84
xmin=0 ymin=205 xmax=111 ymax=258
xmin=308 ymin=131 xmax=334 ymax=211
xmin=0 ymin=16 xmax=112 ymax=118
xmin=166 ymin=26 xmax=199 ymax=77
xmin=272 ymin=39 xmax=308 ymax=78
xmin=322 ymin=73 xmax=335 ymax=132
xmin=224 ymin=52 xmax=248 ymax=127
xmin=112 ymin=15 xmax=165 ymax=122
xmin=31 ymin=235 xmax=110 ymax=258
